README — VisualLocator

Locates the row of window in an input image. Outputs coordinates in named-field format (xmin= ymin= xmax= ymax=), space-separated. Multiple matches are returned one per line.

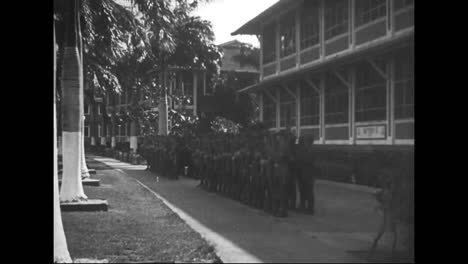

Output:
xmin=84 ymin=104 xmax=104 ymax=115
xmin=262 ymin=53 xmax=414 ymax=127
xmin=83 ymin=124 xmax=132 ymax=138
xmin=262 ymin=0 xmax=414 ymax=63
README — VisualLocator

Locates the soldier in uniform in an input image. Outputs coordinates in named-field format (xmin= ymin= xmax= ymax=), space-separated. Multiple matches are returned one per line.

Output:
xmin=298 ymin=136 xmax=316 ymax=214
xmin=262 ymin=133 xmax=274 ymax=214
xmin=232 ymin=141 xmax=242 ymax=201
xmin=271 ymin=132 xmax=289 ymax=217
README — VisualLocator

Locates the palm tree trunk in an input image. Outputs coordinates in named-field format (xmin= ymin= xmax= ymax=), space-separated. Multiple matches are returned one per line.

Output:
xmin=81 ymin=116 xmax=91 ymax=179
xmin=158 ymin=71 xmax=168 ymax=136
xmin=54 ymin=21 xmax=72 ymax=263
xmin=76 ymin=0 xmax=91 ymax=178
xmin=60 ymin=0 xmax=87 ymax=202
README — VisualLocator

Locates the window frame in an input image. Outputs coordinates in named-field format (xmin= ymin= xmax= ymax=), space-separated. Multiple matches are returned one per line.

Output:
xmin=84 ymin=103 xmax=90 ymax=115
xmin=394 ymin=53 xmax=414 ymax=120
xmin=394 ymin=0 xmax=414 ymax=12
xmin=279 ymin=11 xmax=297 ymax=58
xmin=324 ymin=0 xmax=349 ymax=41
xmin=355 ymin=0 xmax=387 ymax=27
xmin=355 ymin=61 xmax=387 ymax=122
xmin=325 ymin=72 xmax=349 ymax=124
xmin=300 ymin=82 xmax=320 ymax=126
xmin=262 ymin=22 xmax=277 ymax=64
xmin=300 ymin=0 xmax=320 ymax=50
xmin=279 ymin=88 xmax=296 ymax=127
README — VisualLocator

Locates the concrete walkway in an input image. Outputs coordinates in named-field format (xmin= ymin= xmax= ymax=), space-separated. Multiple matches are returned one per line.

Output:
xmin=88 ymin=155 xmax=403 ymax=263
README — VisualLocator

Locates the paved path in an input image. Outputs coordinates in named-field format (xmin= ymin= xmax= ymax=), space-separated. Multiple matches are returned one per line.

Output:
xmin=88 ymin=155 xmax=403 ymax=263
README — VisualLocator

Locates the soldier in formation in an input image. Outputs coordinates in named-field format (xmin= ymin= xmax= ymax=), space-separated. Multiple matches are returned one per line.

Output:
xmin=141 ymin=129 xmax=318 ymax=217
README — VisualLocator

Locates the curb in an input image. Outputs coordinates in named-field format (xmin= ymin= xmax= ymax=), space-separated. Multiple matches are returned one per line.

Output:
xmin=316 ymin=180 xmax=379 ymax=194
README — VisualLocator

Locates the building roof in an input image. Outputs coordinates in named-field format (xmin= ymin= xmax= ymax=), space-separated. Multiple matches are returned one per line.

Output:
xmin=218 ymin=40 xmax=243 ymax=48
xmin=231 ymin=0 xmax=300 ymax=36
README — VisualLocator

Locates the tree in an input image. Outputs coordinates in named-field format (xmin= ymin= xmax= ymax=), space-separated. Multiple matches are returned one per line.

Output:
xmin=54 ymin=20 xmax=72 ymax=263
xmin=59 ymin=0 xmax=88 ymax=202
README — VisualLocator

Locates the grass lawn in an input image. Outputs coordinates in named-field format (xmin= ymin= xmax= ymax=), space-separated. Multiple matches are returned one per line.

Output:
xmin=61 ymin=167 xmax=222 ymax=263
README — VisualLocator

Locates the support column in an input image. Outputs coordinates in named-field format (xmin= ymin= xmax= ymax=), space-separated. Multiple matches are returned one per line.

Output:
xmin=100 ymin=123 xmax=106 ymax=145
xmin=276 ymin=87 xmax=280 ymax=131
xmin=295 ymin=8 xmax=301 ymax=67
xmin=259 ymin=29 xmax=264 ymax=80
xmin=193 ymin=71 xmax=198 ymax=117
xmin=388 ymin=0 xmax=393 ymax=34
xmin=320 ymin=73 xmax=325 ymax=144
xmin=259 ymin=92 xmax=264 ymax=122
xmin=111 ymin=122 xmax=116 ymax=148
xmin=388 ymin=58 xmax=395 ymax=144
xmin=130 ymin=121 xmax=138 ymax=152
xmin=350 ymin=66 xmax=356 ymax=144
xmin=296 ymin=83 xmax=301 ymax=138
xmin=319 ymin=0 xmax=325 ymax=59
xmin=350 ymin=0 xmax=355 ymax=48
xmin=276 ymin=19 xmax=280 ymax=74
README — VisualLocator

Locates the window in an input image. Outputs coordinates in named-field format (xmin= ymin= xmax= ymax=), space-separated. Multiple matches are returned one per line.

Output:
xmin=107 ymin=126 xmax=111 ymax=137
xmin=263 ymin=90 xmax=276 ymax=128
xmin=325 ymin=0 xmax=349 ymax=40
xmin=394 ymin=51 xmax=414 ymax=119
xmin=126 ymin=123 xmax=130 ymax=136
xmin=394 ymin=0 xmax=414 ymax=12
xmin=98 ymin=125 xmax=102 ymax=137
xmin=97 ymin=104 xmax=103 ymax=115
xmin=355 ymin=0 xmax=386 ymax=27
xmin=279 ymin=87 xmax=296 ymax=127
xmin=280 ymin=11 xmax=296 ymax=58
xmin=325 ymin=72 xmax=349 ymax=124
xmin=355 ymin=60 xmax=387 ymax=122
xmin=262 ymin=23 xmax=277 ymax=64
xmin=84 ymin=125 xmax=90 ymax=137
xmin=301 ymin=0 xmax=320 ymax=50
xmin=84 ymin=104 xmax=90 ymax=115
xmin=300 ymin=80 xmax=320 ymax=126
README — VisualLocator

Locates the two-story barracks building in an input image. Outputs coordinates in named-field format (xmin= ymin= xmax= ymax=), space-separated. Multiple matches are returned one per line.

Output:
xmin=232 ymin=0 xmax=414 ymax=146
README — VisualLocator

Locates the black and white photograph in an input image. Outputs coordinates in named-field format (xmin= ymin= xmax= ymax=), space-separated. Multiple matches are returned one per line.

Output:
xmin=53 ymin=0 xmax=414 ymax=263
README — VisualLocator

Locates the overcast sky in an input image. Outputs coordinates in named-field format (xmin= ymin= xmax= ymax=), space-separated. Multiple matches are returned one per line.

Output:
xmin=193 ymin=0 xmax=279 ymax=47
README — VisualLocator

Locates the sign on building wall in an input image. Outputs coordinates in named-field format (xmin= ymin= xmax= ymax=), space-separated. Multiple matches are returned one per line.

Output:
xmin=356 ymin=125 xmax=386 ymax=139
